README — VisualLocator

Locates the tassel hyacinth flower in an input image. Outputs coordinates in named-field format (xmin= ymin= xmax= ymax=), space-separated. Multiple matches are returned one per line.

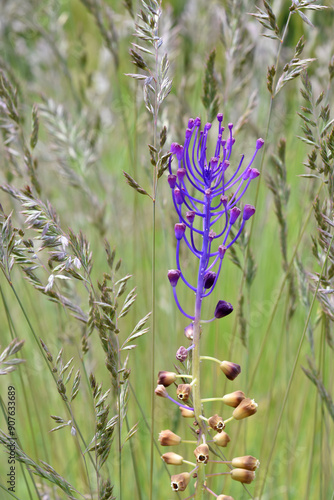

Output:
xmin=156 ymin=114 xmax=263 ymax=498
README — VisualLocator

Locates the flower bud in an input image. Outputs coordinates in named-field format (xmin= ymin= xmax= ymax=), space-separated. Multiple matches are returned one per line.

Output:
xmin=155 ymin=385 xmax=168 ymax=398
xmin=203 ymin=271 xmax=216 ymax=289
xmin=168 ymin=269 xmax=181 ymax=287
xmin=168 ymin=174 xmax=177 ymax=188
xmin=179 ymin=406 xmax=195 ymax=418
xmin=170 ymin=143 xmax=184 ymax=161
xmin=217 ymin=496 xmax=234 ymax=500
xmin=214 ymin=300 xmax=233 ymax=319
xmin=186 ymin=211 xmax=195 ymax=223
xmin=176 ymin=384 xmax=191 ymax=402
xmin=194 ymin=443 xmax=209 ymax=464
xmin=250 ymin=168 xmax=260 ymax=179
xmin=174 ymin=187 xmax=184 ymax=205
xmin=175 ymin=222 xmax=186 ymax=240
xmin=220 ymin=361 xmax=241 ymax=381
xmin=208 ymin=414 xmax=225 ymax=432
xmin=218 ymin=245 xmax=227 ymax=258
xmin=213 ymin=431 xmax=230 ymax=447
xmin=208 ymin=230 xmax=216 ymax=241
xmin=184 ymin=324 xmax=194 ymax=340
xmin=232 ymin=398 xmax=258 ymax=420
xmin=229 ymin=207 xmax=241 ymax=225
xmin=220 ymin=195 xmax=228 ymax=207
xmin=243 ymin=204 xmax=256 ymax=221
xmin=256 ymin=138 xmax=264 ymax=149
xmin=176 ymin=346 xmax=188 ymax=362
xmin=157 ymin=371 xmax=176 ymax=387
xmin=232 ymin=455 xmax=260 ymax=471
xmin=162 ymin=452 xmax=184 ymax=465
xmin=217 ymin=113 xmax=223 ymax=122
xmin=159 ymin=430 xmax=181 ymax=446
xmin=222 ymin=390 xmax=245 ymax=408
xmin=177 ymin=168 xmax=186 ymax=180
xmin=171 ymin=472 xmax=191 ymax=491
xmin=188 ymin=118 xmax=194 ymax=129
xmin=231 ymin=468 xmax=256 ymax=484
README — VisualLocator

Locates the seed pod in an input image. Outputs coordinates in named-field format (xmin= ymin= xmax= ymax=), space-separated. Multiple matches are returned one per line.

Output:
xmin=208 ymin=414 xmax=225 ymax=432
xmin=222 ymin=390 xmax=245 ymax=408
xmin=159 ymin=430 xmax=181 ymax=446
xmin=212 ymin=431 xmax=230 ymax=447
xmin=157 ymin=371 xmax=176 ymax=387
xmin=171 ymin=472 xmax=191 ymax=491
xmin=162 ymin=452 xmax=184 ymax=465
xmin=193 ymin=443 xmax=209 ymax=464
xmin=176 ymin=384 xmax=191 ymax=402
xmin=231 ymin=468 xmax=256 ymax=484
xmin=232 ymin=455 xmax=260 ymax=471
xmin=233 ymin=398 xmax=258 ymax=420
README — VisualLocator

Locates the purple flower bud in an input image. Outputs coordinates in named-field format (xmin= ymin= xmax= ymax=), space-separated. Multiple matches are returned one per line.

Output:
xmin=217 ymin=113 xmax=223 ymax=122
xmin=184 ymin=324 xmax=194 ymax=340
xmin=221 ymin=195 xmax=228 ymax=207
xmin=194 ymin=117 xmax=201 ymax=127
xmin=168 ymin=174 xmax=177 ymax=189
xmin=256 ymin=138 xmax=264 ymax=149
xmin=210 ymin=157 xmax=219 ymax=168
xmin=205 ymin=188 xmax=212 ymax=198
xmin=186 ymin=211 xmax=195 ymax=223
xmin=175 ymin=223 xmax=186 ymax=240
xmin=177 ymin=168 xmax=186 ymax=181
xmin=203 ymin=271 xmax=216 ymax=289
xmin=243 ymin=205 xmax=256 ymax=221
xmin=228 ymin=123 xmax=233 ymax=130
xmin=188 ymin=118 xmax=195 ymax=129
xmin=214 ymin=300 xmax=234 ymax=319
xmin=218 ymin=245 xmax=227 ymax=258
xmin=250 ymin=168 xmax=260 ymax=179
xmin=170 ymin=143 xmax=184 ymax=161
xmin=209 ymin=230 xmax=216 ymax=241
xmin=168 ymin=269 xmax=181 ymax=287
xmin=176 ymin=346 xmax=188 ymax=362
xmin=174 ymin=188 xmax=183 ymax=205
xmin=223 ymin=160 xmax=230 ymax=171
xmin=204 ymin=123 xmax=212 ymax=131
xmin=185 ymin=128 xmax=192 ymax=139
xmin=229 ymin=207 xmax=241 ymax=225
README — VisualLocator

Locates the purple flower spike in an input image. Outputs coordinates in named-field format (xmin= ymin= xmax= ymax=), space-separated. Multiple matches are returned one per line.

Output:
xmin=168 ymin=174 xmax=177 ymax=188
xmin=168 ymin=269 xmax=181 ymax=287
xmin=170 ymin=143 xmax=184 ymax=161
xmin=174 ymin=222 xmax=186 ymax=240
xmin=243 ymin=205 xmax=256 ymax=221
xmin=256 ymin=138 xmax=265 ymax=150
xmin=203 ymin=271 xmax=216 ymax=289
xmin=229 ymin=207 xmax=241 ymax=225
xmin=214 ymin=300 xmax=234 ymax=319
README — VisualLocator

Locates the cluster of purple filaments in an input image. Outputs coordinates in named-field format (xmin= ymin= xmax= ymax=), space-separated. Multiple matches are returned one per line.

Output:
xmin=167 ymin=114 xmax=264 ymax=322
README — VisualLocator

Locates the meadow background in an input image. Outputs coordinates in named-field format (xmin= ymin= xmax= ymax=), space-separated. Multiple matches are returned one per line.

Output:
xmin=0 ymin=0 xmax=333 ymax=499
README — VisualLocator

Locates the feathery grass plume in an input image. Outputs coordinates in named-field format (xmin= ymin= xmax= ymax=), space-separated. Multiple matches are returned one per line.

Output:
xmin=202 ymin=49 xmax=219 ymax=123
xmin=0 ymin=338 xmax=25 ymax=375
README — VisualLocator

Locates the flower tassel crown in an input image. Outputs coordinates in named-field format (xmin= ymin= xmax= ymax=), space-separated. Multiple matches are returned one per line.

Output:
xmin=157 ymin=113 xmax=263 ymax=498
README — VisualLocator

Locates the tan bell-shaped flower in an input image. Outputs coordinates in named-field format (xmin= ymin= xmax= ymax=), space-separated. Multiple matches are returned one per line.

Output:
xmin=232 ymin=455 xmax=260 ymax=471
xmin=176 ymin=383 xmax=192 ymax=402
xmin=231 ymin=468 xmax=256 ymax=484
xmin=217 ymin=496 xmax=234 ymax=500
xmin=179 ymin=406 xmax=195 ymax=418
xmin=220 ymin=360 xmax=241 ymax=380
xmin=222 ymin=390 xmax=245 ymax=408
xmin=161 ymin=452 xmax=184 ymax=465
xmin=208 ymin=414 xmax=225 ymax=432
xmin=159 ymin=429 xmax=182 ymax=446
xmin=212 ymin=431 xmax=230 ymax=447
xmin=193 ymin=443 xmax=209 ymax=464
xmin=171 ymin=472 xmax=191 ymax=491
xmin=155 ymin=384 xmax=168 ymax=397
xmin=232 ymin=398 xmax=258 ymax=420
xmin=157 ymin=371 xmax=176 ymax=387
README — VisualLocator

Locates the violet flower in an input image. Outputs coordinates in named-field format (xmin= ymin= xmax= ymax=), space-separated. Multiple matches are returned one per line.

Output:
xmin=168 ymin=114 xmax=263 ymax=320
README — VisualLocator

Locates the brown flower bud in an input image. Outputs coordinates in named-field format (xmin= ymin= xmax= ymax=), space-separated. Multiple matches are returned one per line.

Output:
xmin=155 ymin=384 xmax=168 ymax=397
xmin=193 ymin=443 xmax=209 ymax=464
xmin=159 ymin=430 xmax=182 ymax=446
xmin=208 ymin=414 xmax=225 ymax=432
xmin=212 ymin=431 xmax=230 ymax=447
xmin=232 ymin=398 xmax=258 ymax=420
xmin=232 ymin=455 xmax=260 ymax=471
xmin=222 ymin=390 xmax=245 ymax=408
xmin=171 ymin=472 xmax=191 ymax=491
xmin=184 ymin=323 xmax=194 ymax=340
xmin=231 ymin=468 xmax=256 ymax=484
xmin=179 ymin=406 xmax=195 ymax=418
xmin=162 ymin=452 xmax=184 ymax=465
xmin=220 ymin=360 xmax=241 ymax=381
xmin=217 ymin=496 xmax=234 ymax=500
xmin=157 ymin=371 xmax=176 ymax=387
xmin=176 ymin=346 xmax=188 ymax=362
xmin=177 ymin=384 xmax=191 ymax=402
